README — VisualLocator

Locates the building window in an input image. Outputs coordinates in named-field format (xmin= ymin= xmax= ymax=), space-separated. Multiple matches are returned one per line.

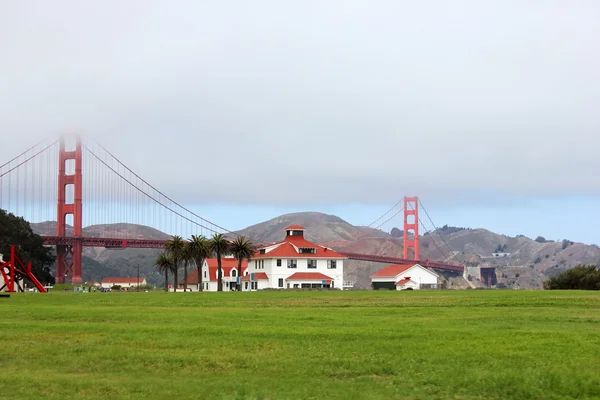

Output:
xmin=287 ymin=259 xmax=297 ymax=268
xmin=277 ymin=259 xmax=282 ymax=266
xmin=328 ymin=260 xmax=337 ymax=269
xmin=307 ymin=260 xmax=317 ymax=269
xmin=278 ymin=278 xmax=284 ymax=288
xmin=299 ymin=247 xmax=315 ymax=254
xmin=204 ymin=270 xmax=207 ymax=278
xmin=259 ymin=249 xmax=266 ymax=254
xmin=245 ymin=282 xmax=248 ymax=290
xmin=232 ymin=269 xmax=237 ymax=277
xmin=261 ymin=260 xmax=264 ymax=269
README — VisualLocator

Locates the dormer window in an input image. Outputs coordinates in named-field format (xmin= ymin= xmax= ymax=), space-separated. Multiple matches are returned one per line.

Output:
xmin=284 ymin=225 xmax=306 ymax=237
xmin=299 ymin=247 xmax=316 ymax=254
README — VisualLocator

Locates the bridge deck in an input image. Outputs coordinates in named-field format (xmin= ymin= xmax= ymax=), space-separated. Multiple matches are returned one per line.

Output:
xmin=42 ymin=236 xmax=464 ymax=272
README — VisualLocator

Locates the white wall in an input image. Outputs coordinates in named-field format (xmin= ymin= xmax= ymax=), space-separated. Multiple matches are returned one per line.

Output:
xmin=372 ymin=264 xmax=438 ymax=290
xmin=248 ymin=257 xmax=344 ymax=289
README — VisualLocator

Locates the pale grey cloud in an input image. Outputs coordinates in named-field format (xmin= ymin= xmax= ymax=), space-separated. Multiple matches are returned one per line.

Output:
xmin=1 ymin=0 xmax=599 ymax=206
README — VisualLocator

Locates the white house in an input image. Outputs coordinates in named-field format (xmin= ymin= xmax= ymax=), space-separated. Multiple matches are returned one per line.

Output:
xmin=101 ymin=277 xmax=147 ymax=289
xmin=370 ymin=263 xmax=439 ymax=290
xmin=247 ymin=225 xmax=347 ymax=290
xmin=179 ymin=258 xmax=249 ymax=292
xmin=178 ymin=225 xmax=347 ymax=291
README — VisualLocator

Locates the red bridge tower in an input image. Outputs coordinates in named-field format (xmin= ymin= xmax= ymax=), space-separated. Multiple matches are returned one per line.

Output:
xmin=403 ymin=196 xmax=419 ymax=260
xmin=56 ymin=135 xmax=83 ymax=284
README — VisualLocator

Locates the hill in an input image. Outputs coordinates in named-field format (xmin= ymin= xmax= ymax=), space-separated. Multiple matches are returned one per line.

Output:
xmin=30 ymin=213 xmax=600 ymax=289
xmin=31 ymin=222 xmax=168 ymax=285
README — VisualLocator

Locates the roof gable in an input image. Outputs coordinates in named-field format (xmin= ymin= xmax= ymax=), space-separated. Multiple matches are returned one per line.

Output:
xmin=180 ymin=258 xmax=249 ymax=283
xmin=370 ymin=264 xmax=439 ymax=279
xmin=286 ymin=272 xmax=334 ymax=282
xmin=101 ymin=277 xmax=145 ymax=284
xmin=253 ymin=236 xmax=346 ymax=259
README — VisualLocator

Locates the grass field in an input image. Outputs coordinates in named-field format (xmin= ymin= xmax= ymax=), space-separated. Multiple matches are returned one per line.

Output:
xmin=1 ymin=290 xmax=599 ymax=399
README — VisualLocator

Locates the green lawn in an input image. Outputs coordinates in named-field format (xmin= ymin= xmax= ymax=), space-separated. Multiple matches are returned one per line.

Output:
xmin=1 ymin=290 xmax=599 ymax=399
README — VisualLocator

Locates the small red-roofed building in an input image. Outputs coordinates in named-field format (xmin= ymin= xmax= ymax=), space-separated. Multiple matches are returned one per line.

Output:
xmin=370 ymin=263 xmax=439 ymax=290
xmin=247 ymin=225 xmax=347 ymax=290
xmin=179 ymin=258 xmax=249 ymax=291
xmin=101 ymin=277 xmax=147 ymax=289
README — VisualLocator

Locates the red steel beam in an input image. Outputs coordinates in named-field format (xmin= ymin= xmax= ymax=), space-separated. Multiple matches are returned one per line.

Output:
xmin=41 ymin=237 xmax=463 ymax=271
xmin=42 ymin=236 xmax=168 ymax=249
xmin=339 ymin=251 xmax=464 ymax=272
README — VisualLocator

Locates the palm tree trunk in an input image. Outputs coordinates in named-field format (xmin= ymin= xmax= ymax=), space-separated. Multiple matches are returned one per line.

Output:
xmin=164 ymin=270 xmax=169 ymax=292
xmin=184 ymin=261 xmax=188 ymax=291
xmin=237 ymin=259 xmax=243 ymax=291
xmin=197 ymin=259 xmax=203 ymax=292
xmin=217 ymin=254 xmax=223 ymax=292
xmin=174 ymin=267 xmax=178 ymax=292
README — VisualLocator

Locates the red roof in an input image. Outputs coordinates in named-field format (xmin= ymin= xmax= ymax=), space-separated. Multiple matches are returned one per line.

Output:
xmin=284 ymin=224 xmax=305 ymax=230
xmin=253 ymin=234 xmax=347 ymax=260
xmin=179 ymin=258 xmax=248 ymax=284
xmin=396 ymin=277 xmax=412 ymax=285
xmin=101 ymin=277 xmax=145 ymax=284
xmin=241 ymin=272 xmax=269 ymax=281
xmin=286 ymin=272 xmax=334 ymax=283
xmin=370 ymin=264 xmax=415 ymax=278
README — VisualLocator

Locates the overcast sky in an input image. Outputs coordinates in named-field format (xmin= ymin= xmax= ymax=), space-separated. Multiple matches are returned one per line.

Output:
xmin=1 ymin=1 xmax=599 ymax=243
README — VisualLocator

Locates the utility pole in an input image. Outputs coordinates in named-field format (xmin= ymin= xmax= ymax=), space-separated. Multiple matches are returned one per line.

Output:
xmin=137 ymin=263 xmax=140 ymax=292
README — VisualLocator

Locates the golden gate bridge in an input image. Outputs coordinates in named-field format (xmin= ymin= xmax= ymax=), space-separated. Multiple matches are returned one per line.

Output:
xmin=0 ymin=135 xmax=465 ymax=285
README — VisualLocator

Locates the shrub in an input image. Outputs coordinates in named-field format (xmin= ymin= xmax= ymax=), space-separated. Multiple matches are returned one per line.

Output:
xmin=543 ymin=265 xmax=600 ymax=290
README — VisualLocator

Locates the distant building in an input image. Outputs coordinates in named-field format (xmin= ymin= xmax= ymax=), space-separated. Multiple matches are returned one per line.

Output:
xmin=492 ymin=253 xmax=510 ymax=258
xmin=101 ymin=277 xmax=146 ymax=289
xmin=179 ymin=258 xmax=249 ymax=291
xmin=370 ymin=264 xmax=439 ymax=290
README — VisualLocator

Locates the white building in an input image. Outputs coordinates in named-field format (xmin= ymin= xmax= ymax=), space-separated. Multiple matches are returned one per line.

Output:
xmin=181 ymin=225 xmax=347 ymax=291
xmin=247 ymin=225 xmax=346 ymax=290
xmin=179 ymin=258 xmax=249 ymax=292
xmin=101 ymin=277 xmax=147 ymax=289
xmin=370 ymin=263 xmax=439 ymax=290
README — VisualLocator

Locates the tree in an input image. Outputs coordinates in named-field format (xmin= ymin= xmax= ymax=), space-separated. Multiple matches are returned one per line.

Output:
xmin=210 ymin=233 xmax=230 ymax=292
xmin=187 ymin=235 xmax=210 ymax=291
xmin=229 ymin=236 xmax=255 ymax=291
xmin=165 ymin=235 xmax=186 ymax=291
xmin=535 ymin=236 xmax=547 ymax=243
xmin=543 ymin=265 xmax=600 ymax=290
xmin=155 ymin=251 xmax=175 ymax=291
xmin=0 ymin=209 xmax=55 ymax=284
xmin=390 ymin=228 xmax=403 ymax=238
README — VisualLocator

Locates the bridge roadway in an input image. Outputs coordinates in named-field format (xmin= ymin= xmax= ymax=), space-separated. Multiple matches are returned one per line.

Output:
xmin=42 ymin=236 xmax=464 ymax=273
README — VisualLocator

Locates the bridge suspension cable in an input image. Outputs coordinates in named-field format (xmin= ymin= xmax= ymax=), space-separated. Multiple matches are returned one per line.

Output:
xmin=82 ymin=140 xmax=238 ymax=238
xmin=417 ymin=199 xmax=463 ymax=266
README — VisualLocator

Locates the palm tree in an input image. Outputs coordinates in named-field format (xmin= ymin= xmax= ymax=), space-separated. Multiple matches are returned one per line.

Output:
xmin=166 ymin=235 xmax=186 ymax=291
xmin=155 ymin=251 xmax=175 ymax=292
xmin=210 ymin=233 xmax=230 ymax=292
xmin=187 ymin=235 xmax=210 ymax=292
xmin=229 ymin=236 xmax=255 ymax=291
